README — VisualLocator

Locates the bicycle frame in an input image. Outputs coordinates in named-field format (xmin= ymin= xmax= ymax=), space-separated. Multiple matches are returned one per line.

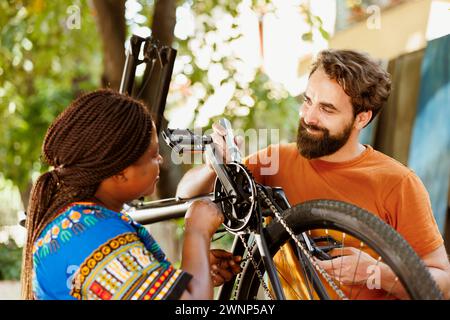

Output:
xmin=127 ymin=136 xmax=288 ymax=299
xmin=121 ymin=34 xmax=329 ymax=300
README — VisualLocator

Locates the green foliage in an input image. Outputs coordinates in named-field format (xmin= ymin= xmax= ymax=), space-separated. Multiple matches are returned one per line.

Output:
xmin=0 ymin=175 xmax=23 ymax=225
xmin=168 ymin=1 xmax=307 ymax=144
xmin=0 ymin=1 xmax=328 ymax=262
xmin=166 ymin=0 xmax=325 ymax=246
xmin=300 ymin=3 xmax=330 ymax=41
xmin=191 ymin=0 xmax=241 ymax=16
xmin=0 ymin=0 xmax=102 ymax=192
xmin=0 ymin=0 xmax=325 ymax=197
xmin=0 ymin=237 xmax=22 ymax=280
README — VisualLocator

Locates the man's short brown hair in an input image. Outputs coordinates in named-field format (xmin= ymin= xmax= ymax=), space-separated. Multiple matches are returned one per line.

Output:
xmin=310 ymin=49 xmax=391 ymax=124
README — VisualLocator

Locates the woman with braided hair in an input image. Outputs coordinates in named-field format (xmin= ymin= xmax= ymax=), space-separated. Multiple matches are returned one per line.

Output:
xmin=22 ymin=89 xmax=241 ymax=300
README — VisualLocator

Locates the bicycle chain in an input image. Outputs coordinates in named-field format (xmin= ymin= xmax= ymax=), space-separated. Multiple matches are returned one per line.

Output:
xmin=227 ymin=164 xmax=347 ymax=299
xmin=225 ymin=164 xmax=274 ymax=300
xmin=243 ymin=185 xmax=348 ymax=300
xmin=235 ymin=233 xmax=274 ymax=300
xmin=231 ymin=236 xmax=251 ymax=300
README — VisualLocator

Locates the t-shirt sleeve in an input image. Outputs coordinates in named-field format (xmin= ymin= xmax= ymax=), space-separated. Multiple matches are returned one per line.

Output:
xmin=244 ymin=144 xmax=281 ymax=184
xmin=384 ymin=171 xmax=444 ymax=257
xmin=70 ymin=232 xmax=191 ymax=300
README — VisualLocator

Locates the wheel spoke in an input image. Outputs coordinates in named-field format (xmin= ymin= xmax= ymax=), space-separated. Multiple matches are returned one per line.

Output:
xmin=349 ymin=242 xmax=364 ymax=298
xmin=275 ymin=267 xmax=304 ymax=300
xmin=385 ymin=276 xmax=399 ymax=299
xmin=325 ymin=229 xmax=339 ymax=288
xmin=296 ymin=248 xmax=315 ymax=300
xmin=338 ymin=233 xmax=346 ymax=287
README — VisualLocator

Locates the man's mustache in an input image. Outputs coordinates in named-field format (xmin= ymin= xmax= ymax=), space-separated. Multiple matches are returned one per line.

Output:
xmin=300 ymin=119 xmax=327 ymax=133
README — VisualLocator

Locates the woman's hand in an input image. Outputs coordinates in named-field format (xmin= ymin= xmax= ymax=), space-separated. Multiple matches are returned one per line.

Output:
xmin=209 ymin=249 xmax=242 ymax=287
xmin=185 ymin=199 xmax=224 ymax=239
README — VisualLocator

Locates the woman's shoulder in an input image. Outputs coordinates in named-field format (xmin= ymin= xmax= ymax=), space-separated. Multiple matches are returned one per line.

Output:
xmin=32 ymin=203 xmax=166 ymax=300
xmin=33 ymin=202 xmax=135 ymax=263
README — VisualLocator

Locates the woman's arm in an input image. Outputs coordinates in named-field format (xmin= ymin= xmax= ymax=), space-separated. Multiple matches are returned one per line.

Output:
xmin=179 ymin=230 xmax=213 ymax=299
xmin=178 ymin=199 xmax=224 ymax=299
xmin=176 ymin=164 xmax=216 ymax=199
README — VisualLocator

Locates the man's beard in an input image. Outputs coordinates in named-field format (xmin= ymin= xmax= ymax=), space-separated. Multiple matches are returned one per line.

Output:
xmin=296 ymin=118 xmax=354 ymax=159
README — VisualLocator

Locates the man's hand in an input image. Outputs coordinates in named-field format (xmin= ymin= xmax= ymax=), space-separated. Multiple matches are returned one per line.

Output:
xmin=209 ymin=249 xmax=242 ymax=287
xmin=314 ymin=247 xmax=377 ymax=285
xmin=175 ymin=121 xmax=244 ymax=199
xmin=206 ymin=123 xmax=243 ymax=170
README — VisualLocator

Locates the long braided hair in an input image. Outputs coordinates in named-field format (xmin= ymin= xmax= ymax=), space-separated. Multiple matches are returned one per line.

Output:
xmin=21 ymin=89 xmax=153 ymax=299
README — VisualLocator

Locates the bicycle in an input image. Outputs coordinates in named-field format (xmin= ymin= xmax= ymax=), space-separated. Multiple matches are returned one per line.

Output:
xmin=119 ymin=35 xmax=443 ymax=300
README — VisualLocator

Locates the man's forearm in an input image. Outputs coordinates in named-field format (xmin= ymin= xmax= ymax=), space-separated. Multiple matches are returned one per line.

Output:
xmin=380 ymin=263 xmax=450 ymax=299
xmin=176 ymin=164 xmax=217 ymax=198
xmin=428 ymin=267 xmax=450 ymax=299
xmin=379 ymin=262 xmax=409 ymax=299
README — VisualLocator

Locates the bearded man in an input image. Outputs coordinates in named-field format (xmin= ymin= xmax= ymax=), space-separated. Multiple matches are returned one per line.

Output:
xmin=176 ymin=49 xmax=450 ymax=299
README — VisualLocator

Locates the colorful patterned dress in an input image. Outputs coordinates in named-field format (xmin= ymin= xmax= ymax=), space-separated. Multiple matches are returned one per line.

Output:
xmin=32 ymin=202 xmax=191 ymax=300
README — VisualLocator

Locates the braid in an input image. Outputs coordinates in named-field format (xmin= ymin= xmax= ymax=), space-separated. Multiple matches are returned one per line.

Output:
xmin=21 ymin=89 xmax=153 ymax=299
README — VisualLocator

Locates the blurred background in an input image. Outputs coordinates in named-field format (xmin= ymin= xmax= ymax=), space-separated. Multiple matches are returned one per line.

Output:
xmin=0 ymin=0 xmax=449 ymax=299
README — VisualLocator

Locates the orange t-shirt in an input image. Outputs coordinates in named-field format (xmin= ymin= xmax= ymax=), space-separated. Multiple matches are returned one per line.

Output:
xmin=244 ymin=143 xmax=443 ymax=299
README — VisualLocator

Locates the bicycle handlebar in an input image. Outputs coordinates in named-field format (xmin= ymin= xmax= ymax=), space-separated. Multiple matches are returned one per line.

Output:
xmin=162 ymin=118 xmax=242 ymax=199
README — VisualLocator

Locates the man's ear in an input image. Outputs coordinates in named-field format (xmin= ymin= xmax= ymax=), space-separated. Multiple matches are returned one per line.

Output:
xmin=354 ymin=110 xmax=372 ymax=130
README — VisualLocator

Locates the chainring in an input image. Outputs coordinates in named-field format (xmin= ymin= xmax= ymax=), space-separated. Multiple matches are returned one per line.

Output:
xmin=213 ymin=162 xmax=257 ymax=233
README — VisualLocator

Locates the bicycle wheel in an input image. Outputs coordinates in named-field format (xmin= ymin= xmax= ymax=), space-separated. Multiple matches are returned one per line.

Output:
xmin=235 ymin=199 xmax=442 ymax=300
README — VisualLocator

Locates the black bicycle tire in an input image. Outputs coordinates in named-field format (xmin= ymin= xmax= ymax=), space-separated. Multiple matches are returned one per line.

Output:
xmin=235 ymin=199 xmax=443 ymax=300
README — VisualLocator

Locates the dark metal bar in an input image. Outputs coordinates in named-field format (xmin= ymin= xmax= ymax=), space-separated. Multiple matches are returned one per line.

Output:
xmin=119 ymin=35 xmax=145 ymax=94
xmin=152 ymin=46 xmax=177 ymax=135
xmin=291 ymin=239 xmax=331 ymax=300
xmin=254 ymin=231 xmax=286 ymax=300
